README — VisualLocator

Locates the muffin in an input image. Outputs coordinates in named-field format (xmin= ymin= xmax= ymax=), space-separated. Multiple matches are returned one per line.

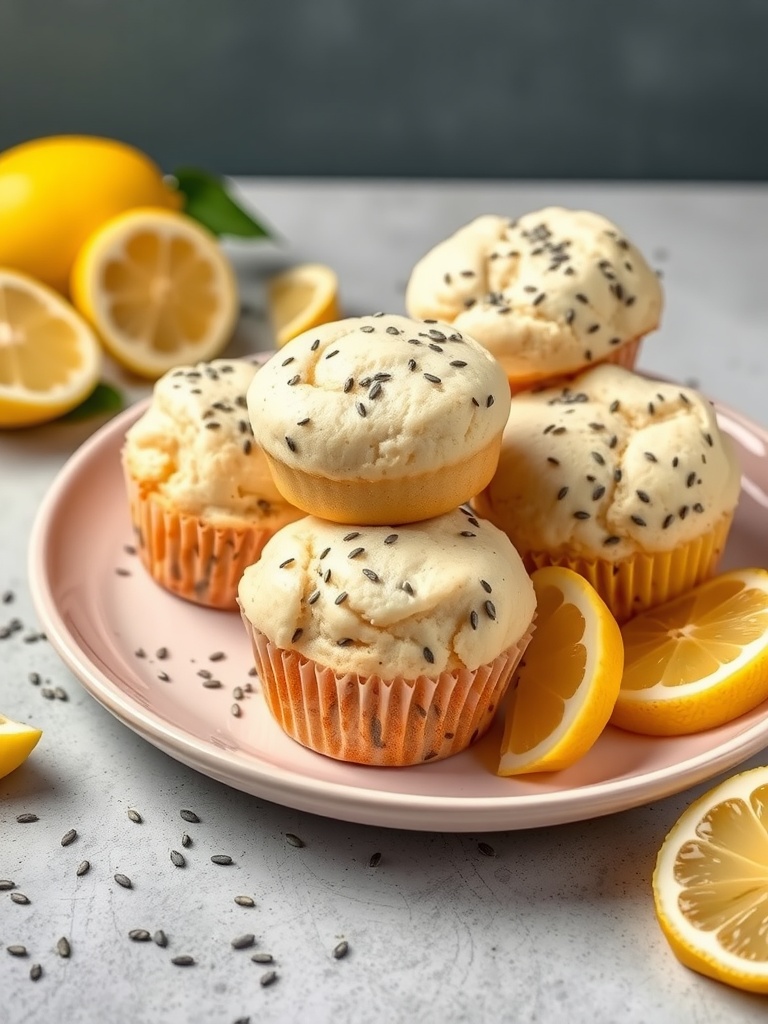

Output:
xmin=473 ymin=365 xmax=741 ymax=622
xmin=245 ymin=313 xmax=511 ymax=525
xmin=122 ymin=358 xmax=303 ymax=610
xmin=238 ymin=509 xmax=536 ymax=766
xmin=405 ymin=207 xmax=663 ymax=392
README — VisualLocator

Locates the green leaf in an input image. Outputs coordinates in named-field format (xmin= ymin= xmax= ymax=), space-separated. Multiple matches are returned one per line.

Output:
xmin=171 ymin=167 xmax=271 ymax=239
xmin=61 ymin=382 xmax=125 ymax=422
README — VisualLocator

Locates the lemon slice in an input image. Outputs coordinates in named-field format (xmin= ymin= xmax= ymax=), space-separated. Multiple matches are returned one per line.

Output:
xmin=498 ymin=566 xmax=624 ymax=775
xmin=654 ymin=765 xmax=768 ymax=993
xmin=70 ymin=207 xmax=239 ymax=380
xmin=0 ymin=713 xmax=42 ymax=778
xmin=267 ymin=263 xmax=340 ymax=348
xmin=613 ymin=568 xmax=768 ymax=736
xmin=0 ymin=268 xmax=102 ymax=428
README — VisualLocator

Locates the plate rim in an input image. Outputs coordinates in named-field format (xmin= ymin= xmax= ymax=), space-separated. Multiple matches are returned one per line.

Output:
xmin=27 ymin=393 xmax=768 ymax=831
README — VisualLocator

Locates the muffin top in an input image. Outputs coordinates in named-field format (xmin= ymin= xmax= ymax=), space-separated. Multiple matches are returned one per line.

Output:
xmin=474 ymin=365 xmax=741 ymax=560
xmin=246 ymin=314 xmax=510 ymax=481
xmin=405 ymin=208 xmax=663 ymax=380
xmin=238 ymin=509 xmax=536 ymax=680
xmin=123 ymin=359 xmax=299 ymax=526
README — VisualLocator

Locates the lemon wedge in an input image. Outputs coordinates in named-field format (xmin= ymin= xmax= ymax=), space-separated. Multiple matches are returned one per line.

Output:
xmin=0 ymin=268 xmax=102 ymax=428
xmin=267 ymin=263 xmax=340 ymax=348
xmin=498 ymin=566 xmax=624 ymax=775
xmin=613 ymin=567 xmax=768 ymax=736
xmin=654 ymin=765 xmax=768 ymax=993
xmin=70 ymin=207 xmax=239 ymax=380
xmin=0 ymin=714 xmax=42 ymax=778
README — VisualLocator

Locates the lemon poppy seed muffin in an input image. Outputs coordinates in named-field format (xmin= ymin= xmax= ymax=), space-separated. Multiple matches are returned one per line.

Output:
xmin=245 ymin=313 xmax=511 ymax=525
xmin=238 ymin=509 xmax=536 ymax=766
xmin=122 ymin=358 xmax=302 ymax=609
xmin=405 ymin=207 xmax=663 ymax=391
xmin=473 ymin=365 xmax=741 ymax=621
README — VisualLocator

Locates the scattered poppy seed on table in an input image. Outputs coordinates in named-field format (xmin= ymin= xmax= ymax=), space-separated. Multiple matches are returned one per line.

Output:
xmin=28 ymin=672 xmax=41 ymax=685
xmin=0 ymin=880 xmax=15 ymax=890
xmin=231 ymin=934 xmax=255 ymax=950
xmin=29 ymin=963 xmax=42 ymax=981
xmin=76 ymin=861 xmax=90 ymax=877
xmin=61 ymin=829 xmax=78 ymax=847
xmin=153 ymin=930 xmax=168 ymax=948
xmin=114 ymin=873 xmax=132 ymax=889
xmin=129 ymin=929 xmax=151 ymax=942
xmin=209 ymin=652 xmax=226 ymax=662
xmin=170 ymin=850 xmax=186 ymax=868
xmin=211 ymin=855 xmax=233 ymax=865
xmin=156 ymin=647 xmax=169 ymax=660
xmin=285 ymin=833 xmax=305 ymax=848
xmin=333 ymin=940 xmax=350 ymax=960
xmin=252 ymin=952 xmax=274 ymax=964
xmin=180 ymin=809 xmax=200 ymax=823
xmin=10 ymin=892 xmax=30 ymax=905
xmin=478 ymin=842 xmax=496 ymax=857
xmin=56 ymin=937 xmax=71 ymax=958
xmin=260 ymin=970 xmax=278 ymax=987
xmin=235 ymin=896 xmax=255 ymax=907
xmin=16 ymin=813 xmax=38 ymax=823
xmin=54 ymin=687 xmax=68 ymax=700
xmin=171 ymin=955 xmax=195 ymax=967
xmin=7 ymin=945 xmax=28 ymax=957
xmin=368 ymin=852 xmax=382 ymax=868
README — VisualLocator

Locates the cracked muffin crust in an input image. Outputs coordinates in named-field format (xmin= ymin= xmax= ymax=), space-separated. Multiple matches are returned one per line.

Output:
xmin=405 ymin=208 xmax=663 ymax=390
xmin=474 ymin=364 xmax=741 ymax=620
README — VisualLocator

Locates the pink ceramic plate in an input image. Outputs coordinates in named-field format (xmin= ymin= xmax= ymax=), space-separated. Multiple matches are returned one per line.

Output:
xmin=28 ymin=394 xmax=768 ymax=832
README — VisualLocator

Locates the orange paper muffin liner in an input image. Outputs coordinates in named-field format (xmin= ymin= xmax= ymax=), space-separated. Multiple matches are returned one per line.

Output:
xmin=507 ymin=337 xmax=643 ymax=395
xmin=525 ymin=512 xmax=733 ymax=624
xmin=126 ymin=475 xmax=272 ymax=611
xmin=242 ymin=622 xmax=535 ymax=766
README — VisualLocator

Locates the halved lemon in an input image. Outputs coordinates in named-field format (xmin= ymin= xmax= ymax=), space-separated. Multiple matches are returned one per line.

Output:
xmin=654 ymin=765 xmax=768 ymax=993
xmin=498 ymin=566 xmax=624 ymax=775
xmin=613 ymin=568 xmax=768 ymax=736
xmin=70 ymin=207 xmax=239 ymax=379
xmin=267 ymin=263 xmax=340 ymax=348
xmin=0 ymin=268 xmax=102 ymax=428
xmin=0 ymin=713 xmax=42 ymax=778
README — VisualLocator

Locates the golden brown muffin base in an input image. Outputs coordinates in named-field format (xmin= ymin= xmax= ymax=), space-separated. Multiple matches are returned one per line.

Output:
xmin=262 ymin=436 xmax=504 ymax=526
xmin=506 ymin=337 xmax=642 ymax=395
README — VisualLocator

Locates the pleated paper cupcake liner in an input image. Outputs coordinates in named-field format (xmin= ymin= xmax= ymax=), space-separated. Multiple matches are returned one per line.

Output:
xmin=243 ymin=620 xmax=535 ymax=766
xmin=526 ymin=513 xmax=733 ymax=623
xmin=126 ymin=476 xmax=272 ymax=610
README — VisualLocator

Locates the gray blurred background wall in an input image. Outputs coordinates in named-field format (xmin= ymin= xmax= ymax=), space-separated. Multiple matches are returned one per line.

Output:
xmin=1 ymin=0 xmax=765 ymax=179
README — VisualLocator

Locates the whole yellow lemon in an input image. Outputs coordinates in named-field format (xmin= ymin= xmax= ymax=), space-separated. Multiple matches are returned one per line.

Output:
xmin=0 ymin=135 xmax=181 ymax=293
